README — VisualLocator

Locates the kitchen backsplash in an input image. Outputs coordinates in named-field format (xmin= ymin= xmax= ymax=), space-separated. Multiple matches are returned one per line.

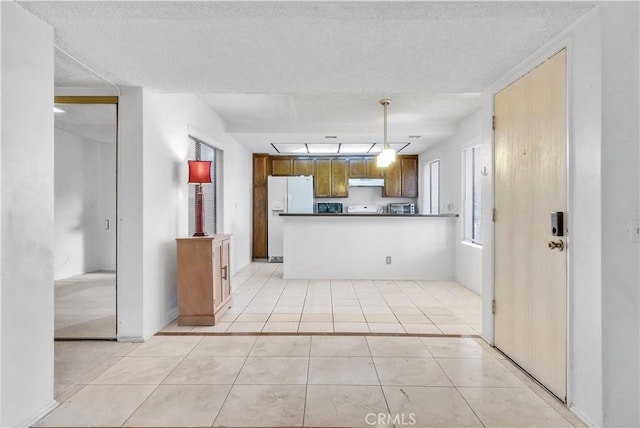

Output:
xmin=315 ymin=186 xmax=418 ymax=213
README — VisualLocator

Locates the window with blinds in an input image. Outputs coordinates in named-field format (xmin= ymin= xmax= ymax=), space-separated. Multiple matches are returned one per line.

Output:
xmin=463 ymin=145 xmax=482 ymax=244
xmin=188 ymin=136 xmax=220 ymax=236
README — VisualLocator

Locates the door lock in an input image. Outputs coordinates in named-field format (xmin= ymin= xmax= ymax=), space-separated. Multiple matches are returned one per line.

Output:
xmin=548 ymin=240 xmax=565 ymax=251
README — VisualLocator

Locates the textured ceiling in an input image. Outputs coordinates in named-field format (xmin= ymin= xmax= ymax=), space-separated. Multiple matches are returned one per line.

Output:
xmin=21 ymin=1 xmax=597 ymax=153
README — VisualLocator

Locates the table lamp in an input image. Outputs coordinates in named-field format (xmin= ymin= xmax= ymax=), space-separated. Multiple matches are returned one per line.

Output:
xmin=188 ymin=160 xmax=212 ymax=236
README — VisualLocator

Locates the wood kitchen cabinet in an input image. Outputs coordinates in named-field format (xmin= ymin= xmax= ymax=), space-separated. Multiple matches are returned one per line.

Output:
xmin=401 ymin=156 xmax=419 ymax=197
xmin=176 ymin=235 xmax=232 ymax=326
xmin=252 ymin=154 xmax=269 ymax=258
xmin=271 ymin=158 xmax=293 ymax=176
xmin=314 ymin=159 xmax=332 ymax=197
xmin=383 ymin=155 xmax=419 ymax=198
xmin=367 ymin=158 xmax=385 ymax=178
xmin=315 ymin=159 xmax=348 ymax=198
xmin=331 ymin=159 xmax=349 ymax=197
xmin=383 ymin=159 xmax=402 ymax=197
xmin=350 ymin=157 xmax=384 ymax=178
xmin=348 ymin=158 xmax=368 ymax=178
xmin=293 ymin=158 xmax=314 ymax=176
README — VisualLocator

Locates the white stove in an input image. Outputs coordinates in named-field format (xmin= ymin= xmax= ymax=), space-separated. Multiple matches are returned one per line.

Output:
xmin=347 ymin=204 xmax=384 ymax=214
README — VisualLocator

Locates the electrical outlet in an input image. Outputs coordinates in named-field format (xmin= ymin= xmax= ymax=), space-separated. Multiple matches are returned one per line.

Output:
xmin=386 ymin=256 xmax=392 ymax=264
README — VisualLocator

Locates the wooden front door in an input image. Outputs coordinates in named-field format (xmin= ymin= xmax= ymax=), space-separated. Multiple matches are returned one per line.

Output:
xmin=494 ymin=49 xmax=567 ymax=400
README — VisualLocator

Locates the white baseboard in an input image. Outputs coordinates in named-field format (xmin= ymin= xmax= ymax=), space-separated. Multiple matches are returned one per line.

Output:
xmin=117 ymin=336 xmax=144 ymax=342
xmin=19 ymin=399 xmax=58 ymax=428
xmin=569 ymin=404 xmax=600 ymax=428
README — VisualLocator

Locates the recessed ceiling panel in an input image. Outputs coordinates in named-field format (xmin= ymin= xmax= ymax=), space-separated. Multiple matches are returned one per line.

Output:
xmin=307 ymin=144 xmax=339 ymax=154
xmin=272 ymin=143 xmax=308 ymax=154
xmin=371 ymin=143 xmax=410 ymax=154
xmin=339 ymin=143 xmax=375 ymax=154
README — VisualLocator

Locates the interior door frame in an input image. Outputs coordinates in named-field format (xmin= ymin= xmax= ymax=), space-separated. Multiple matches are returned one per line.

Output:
xmin=54 ymin=95 xmax=119 ymax=338
xmin=488 ymin=40 xmax=574 ymax=403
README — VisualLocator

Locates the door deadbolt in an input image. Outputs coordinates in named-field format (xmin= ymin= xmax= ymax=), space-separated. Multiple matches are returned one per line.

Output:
xmin=548 ymin=240 xmax=565 ymax=251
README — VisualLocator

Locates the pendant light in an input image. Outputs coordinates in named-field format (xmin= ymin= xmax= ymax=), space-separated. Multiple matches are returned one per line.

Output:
xmin=377 ymin=98 xmax=396 ymax=167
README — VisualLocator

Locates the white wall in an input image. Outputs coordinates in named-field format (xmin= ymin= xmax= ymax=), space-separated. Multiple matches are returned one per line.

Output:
xmin=480 ymin=4 xmax=639 ymax=426
xmin=117 ymin=86 xmax=145 ymax=340
xmin=54 ymin=128 xmax=116 ymax=280
xmin=418 ymin=111 xmax=483 ymax=294
xmin=0 ymin=2 xmax=56 ymax=426
xmin=600 ymin=3 xmax=639 ymax=426
xmin=118 ymin=90 xmax=253 ymax=339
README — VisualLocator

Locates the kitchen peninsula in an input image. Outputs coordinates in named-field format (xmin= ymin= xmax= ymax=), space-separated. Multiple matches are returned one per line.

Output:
xmin=281 ymin=213 xmax=457 ymax=280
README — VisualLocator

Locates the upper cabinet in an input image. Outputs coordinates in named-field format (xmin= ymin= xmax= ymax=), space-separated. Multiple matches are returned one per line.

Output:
xmin=293 ymin=159 xmax=314 ymax=176
xmin=383 ymin=160 xmax=402 ymax=197
xmin=331 ymin=159 xmax=349 ymax=197
xmin=315 ymin=159 xmax=349 ymax=198
xmin=271 ymin=158 xmax=293 ymax=176
xmin=349 ymin=158 xmax=385 ymax=179
xmin=383 ymin=155 xmax=418 ymax=198
xmin=348 ymin=158 xmax=368 ymax=178
xmin=400 ymin=157 xmax=418 ymax=198
xmin=366 ymin=158 xmax=385 ymax=178
xmin=315 ymin=159 xmax=332 ymax=197
xmin=263 ymin=154 xmax=417 ymax=199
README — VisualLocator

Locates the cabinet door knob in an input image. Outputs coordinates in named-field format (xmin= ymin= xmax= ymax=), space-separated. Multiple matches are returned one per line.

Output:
xmin=222 ymin=266 xmax=228 ymax=280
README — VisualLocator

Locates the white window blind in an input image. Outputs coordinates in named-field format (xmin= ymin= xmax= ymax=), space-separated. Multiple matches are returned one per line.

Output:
xmin=463 ymin=145 xmax=482 ymax=244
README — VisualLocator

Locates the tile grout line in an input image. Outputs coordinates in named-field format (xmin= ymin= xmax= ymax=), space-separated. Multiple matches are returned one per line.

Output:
xmin=430 ymin=351 xmax=487 ymax=428
xmin=258 ymin=274 xmax=289 ymax=332
xmin=229 ymin=263 xmax=281 ymax=330
xmin=211 ymin=335 xmax=258 ymax=427
xmin=118 ymin=336 xmax=205 ymax=427
xmin=301 ymin=335 xmax=312 ymax=427
xmin=363 ymin=336 xmax=394 ymax=427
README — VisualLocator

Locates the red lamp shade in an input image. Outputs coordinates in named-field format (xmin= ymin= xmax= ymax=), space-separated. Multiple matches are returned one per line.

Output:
xmin=188 ymin=160 xmax=212 ymax=184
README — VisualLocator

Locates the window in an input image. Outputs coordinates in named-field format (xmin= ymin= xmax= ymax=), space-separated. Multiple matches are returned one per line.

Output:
xmin=463 ymin=145 xmax=482 ymax=244
xmin=422 ymin=159 xmax=440 ymax=214
xmin=427 ymin=160 xmax=440 ymax=214
xmin=188 ymin=136 xmax=221 ymax=235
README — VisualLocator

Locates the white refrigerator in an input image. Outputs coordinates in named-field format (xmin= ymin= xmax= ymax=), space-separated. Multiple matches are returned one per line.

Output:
xmin=267 ymin=175 xmax=314 ymax=262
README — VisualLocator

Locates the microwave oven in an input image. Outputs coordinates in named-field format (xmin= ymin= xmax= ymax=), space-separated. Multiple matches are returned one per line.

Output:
xmin=388 ymin=203 xmax=415 ymax=214
xmin=317 ymin=202 xmax=343 ymax=213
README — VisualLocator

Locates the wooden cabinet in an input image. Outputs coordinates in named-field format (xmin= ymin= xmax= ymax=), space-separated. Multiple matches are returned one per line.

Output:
xmin=383 ymin=159 xmax=402 ymax=197
xmin=293 ymin=159 xmax=314 ymax=176
xmin=367 ymin=158 xmax=385 ymax=178
xmin=348 ymin=158 xmax=368 ymax=178
xmin=401 ymin=156 xmax=419 ymax=197
xmin=315 ymin=159 xmax=348 ymax=198
xmin=350 ymin=157 xmax=384 ymax=178
xmin=176 ymin=235 xmax=232 ymax=326
xmin=253 ymin=154 xmax=269 ymax=185
xmin=271 ymin=158 xmax=293 ymax=176
xmin=315 ymin=159 xmax=332 ymax=197
xmin=383 ymin=155 xmax=419 ymax=198
xmin=331 ymin=159 xmax=349 ymax=197
xmin=253 ymin=154 xmax=269 ymax=258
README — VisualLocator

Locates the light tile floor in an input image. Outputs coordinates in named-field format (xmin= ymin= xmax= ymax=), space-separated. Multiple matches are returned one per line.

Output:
xmin=39 ymin=335 xmax=586 ymax=427
xmin=161 ymin=262 xmax=482 ymax=335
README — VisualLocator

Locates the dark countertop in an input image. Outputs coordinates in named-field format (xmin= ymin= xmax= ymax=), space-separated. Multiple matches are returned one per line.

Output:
xmin=279 ymin=213 xmax=458 ymax=217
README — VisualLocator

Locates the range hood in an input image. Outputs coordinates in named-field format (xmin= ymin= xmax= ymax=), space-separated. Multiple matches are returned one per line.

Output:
xmin=348 ymin=178 xmax=384 ymax=187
